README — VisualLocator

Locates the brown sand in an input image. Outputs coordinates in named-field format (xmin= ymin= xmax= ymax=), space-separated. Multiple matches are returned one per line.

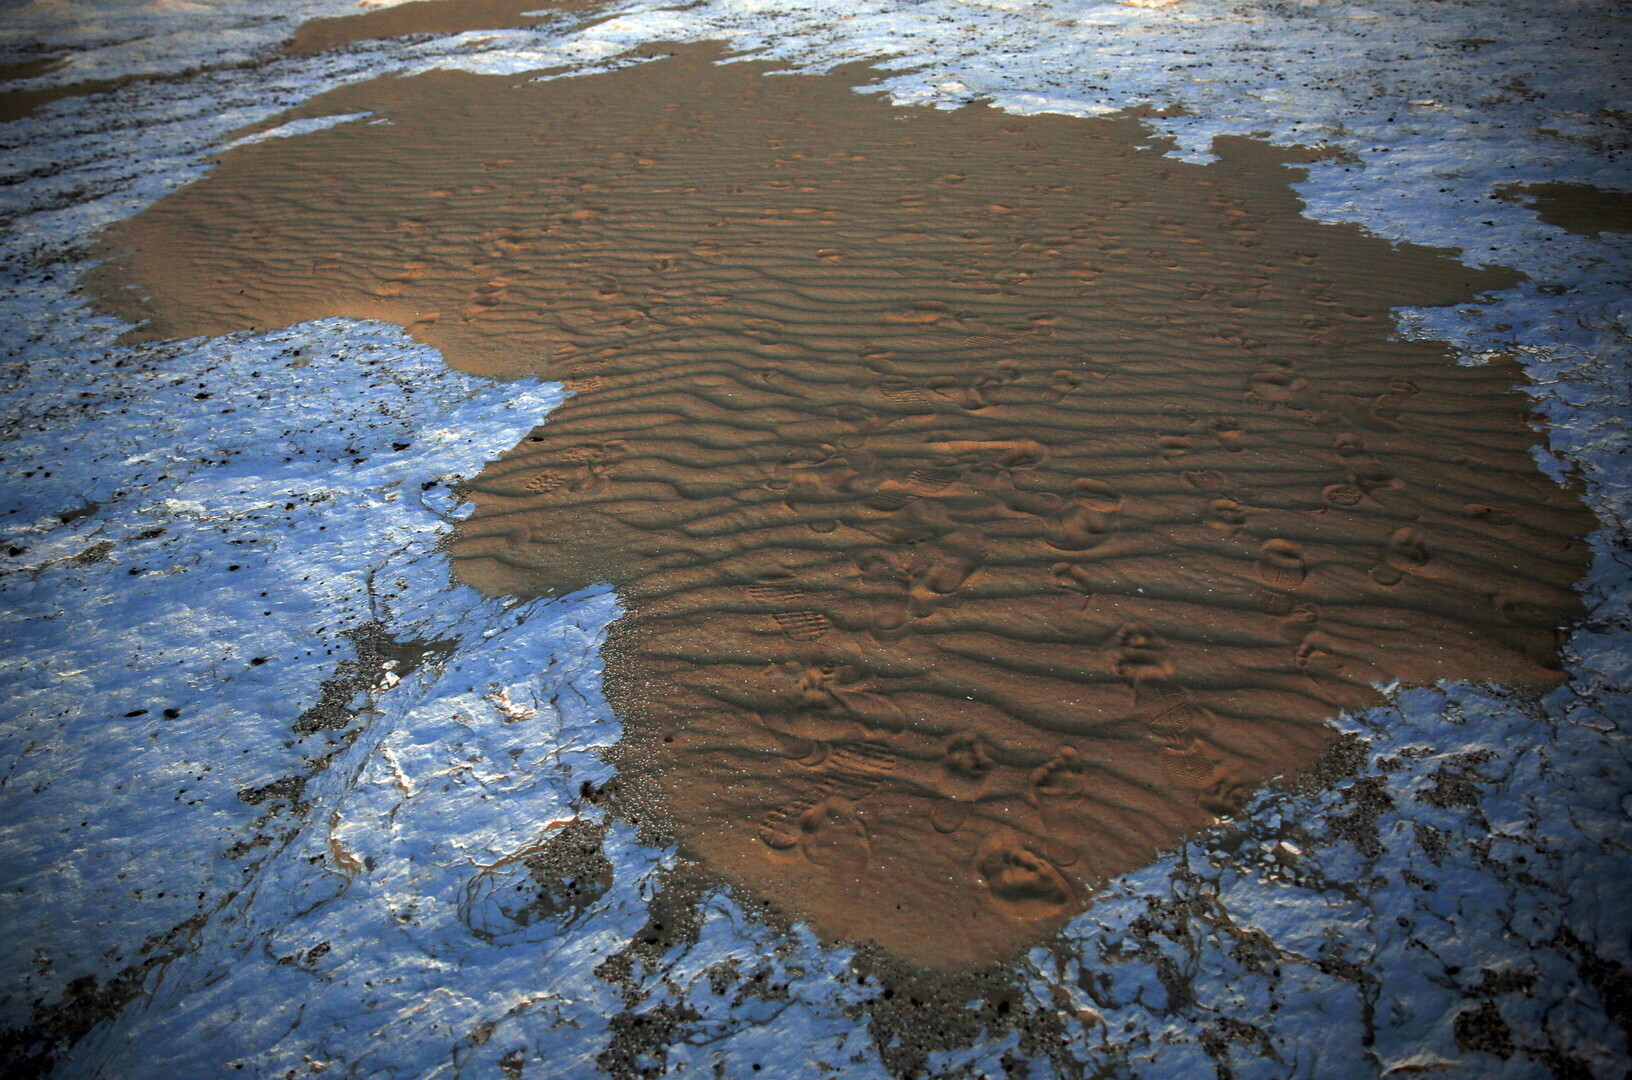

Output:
xmin=0 ymin=56 xmax=67 ymax=84
xmin=284 ymin=0 xmax=607 ymax=57
xmin=0 ymin=66 xmax=134 ymax=124
xmin=86 ymin=45 xmax=1594 ymax=968
xmin=1495 ymin=181 xmax=1632 ymax=237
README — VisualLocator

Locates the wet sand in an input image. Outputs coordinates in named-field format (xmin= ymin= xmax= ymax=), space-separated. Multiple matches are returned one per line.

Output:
xmin=1495 ymin=182 xmax=1632 ymax=238
xmin=86 ymin=45 xmax=1594 ymax=968
xmin=0 ymin=64 xmax=142 ymax=124
xmin=284 ymin=0 xmax=607 ymax=57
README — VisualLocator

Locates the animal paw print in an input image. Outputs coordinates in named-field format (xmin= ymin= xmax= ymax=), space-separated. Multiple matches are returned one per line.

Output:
xmin=1244 ymin=358 xmax=1319 ymax=421
xmin=1046 ymin=368 xmax=1084 ymax=403
xmin=1370 ymin=378 xmax=1418 ymax=421
xmin=523 ymin=470 xmax=569 ymax=495
xmin=929 ymin=361 xmax=1021 ymax=410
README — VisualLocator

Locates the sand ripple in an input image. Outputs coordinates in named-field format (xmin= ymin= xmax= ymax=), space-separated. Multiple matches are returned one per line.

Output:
xmin=87 ymin=45 xmax=1593 ymax=967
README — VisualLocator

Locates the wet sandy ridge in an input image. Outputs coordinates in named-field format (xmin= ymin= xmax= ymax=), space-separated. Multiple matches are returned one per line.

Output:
xmin=284 ymin=0 xmax=611 ymax=57
xmin=1495 ymin=181 xmax=1632 ymax=238
xmin=85 ymin=45 xmax=1594 ymax=968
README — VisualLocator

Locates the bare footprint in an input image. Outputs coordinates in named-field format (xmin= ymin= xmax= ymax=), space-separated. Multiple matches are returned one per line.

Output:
xmin=910 ymin=529 xmax=988 ymax=606
xmin=1029 ymin=746 xmax=1087 ymax=801
xmin=1209 ymin=416 xmax=1245 ymax=453
xmin=1046 ymin=368 xmax=1083 ymax=403
xmin=1207 ymin=497 xmax=1247 ymax=536
xmin=763 ymin=797 xmax=871 ymax=874
xmin=1369 ymin=526 xmax=1431 ymax=587
xmin=941 ymin=732 xmax=995 ymax=798
xmin=1028 ymin=746 xmax=1088 ymax=866
xmin=1294 ymin=631 xmax=1345 ymax=675
xmin=1112 ymin=622 xmax=1174 ymax=684
xmin=1046 ymin=478 xmax=1123 ymax=551
xmin=975 ymin=832 xmax=1073 ymax=919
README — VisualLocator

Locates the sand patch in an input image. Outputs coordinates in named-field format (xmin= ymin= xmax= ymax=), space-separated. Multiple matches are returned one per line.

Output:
xmin=86 ymin=45 xmax=1593 ymax=968
xmin=284 ymin=0 xmax=607 ymax=56
xmin=1495 ymin=181 xmax=1632 ymax=237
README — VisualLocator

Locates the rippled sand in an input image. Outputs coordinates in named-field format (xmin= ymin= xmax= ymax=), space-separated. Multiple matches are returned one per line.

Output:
xmin=87 ymin=45 xmax=1593 ymax=967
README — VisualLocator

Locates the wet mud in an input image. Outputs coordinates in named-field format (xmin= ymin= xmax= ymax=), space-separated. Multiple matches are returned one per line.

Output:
xmin=86 ymin=45 xmax=1594 ymax=967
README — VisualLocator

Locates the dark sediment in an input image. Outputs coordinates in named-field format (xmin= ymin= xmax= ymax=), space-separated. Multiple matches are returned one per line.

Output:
xmin=1495 ymin=181 xmax=1632 ymax=237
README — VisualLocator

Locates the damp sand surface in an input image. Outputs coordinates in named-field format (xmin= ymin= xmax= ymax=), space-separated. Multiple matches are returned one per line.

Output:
xmin=0 ymin=65 xmax=145 ymax=123
xmin=86 ymin=45 xmax=1594 ymax=969
xmin=1496 ymin=181 xmax=1632 ymax=237
xmin=285 ymin=0 xmax=607 ymax=56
